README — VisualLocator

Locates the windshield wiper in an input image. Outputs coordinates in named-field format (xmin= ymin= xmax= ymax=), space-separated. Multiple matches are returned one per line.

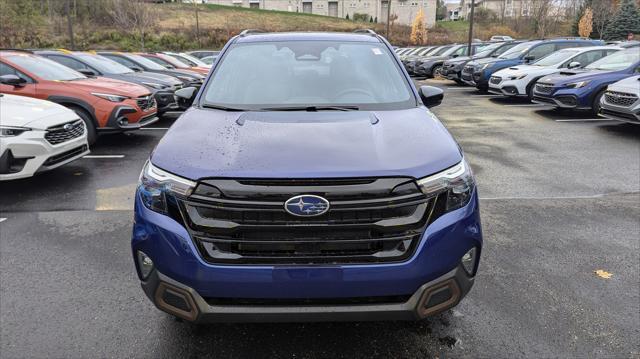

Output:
xmin=202 ymin=104 xmax=248 ymax=111
xmin=259 ymin=105 xmax=359 ymax=112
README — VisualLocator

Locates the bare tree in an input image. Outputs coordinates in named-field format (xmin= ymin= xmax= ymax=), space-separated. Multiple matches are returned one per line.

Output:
xmin=591 ymin=0 xmax=615 ymax=39
xmin=529 ymin=0 xmax=555 ymax=38
xmin=108 ymin=0 xmax=158 ymax=51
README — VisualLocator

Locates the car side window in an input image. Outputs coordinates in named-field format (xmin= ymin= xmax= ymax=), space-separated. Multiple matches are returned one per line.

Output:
xmin=566 ymin=51 xmax=604 ymax=68
xmin=527 ymin=43 xmax=556 ymax=60
xmin=0 ymin=62 xmax=34 ymax=83
xmin=104 ymin=55 xmax=136 ymax=68
xmin=555 ymin=42 xmax=580 ymax=51
xmin=454 ymin=46 xmax=467 ymax=56
xmin=48 ymin=55 xmax=88 ymax=71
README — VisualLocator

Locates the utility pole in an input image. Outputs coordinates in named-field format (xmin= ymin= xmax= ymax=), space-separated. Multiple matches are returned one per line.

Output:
xmin=467 ymin=0 xmax=475 ymax=56
xmin=65 ymin=0 xmax=75 ymax=50
xmin=194 ymin=0 xmax=201 ymax=47
xmin=385 ymin=1 xmax=392 ymax=38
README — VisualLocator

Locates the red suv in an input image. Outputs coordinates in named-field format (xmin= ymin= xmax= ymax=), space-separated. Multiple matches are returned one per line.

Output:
xmin=0 ymin=51 xmax=158 ymax=144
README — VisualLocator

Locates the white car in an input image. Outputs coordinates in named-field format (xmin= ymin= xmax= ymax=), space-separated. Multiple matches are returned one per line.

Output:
xmin=599 ymin=75 xmax=640 ymax=124
xmin=488 ymin=46 xmax=620 ymax=99
xmin=0 ymin=94 xmax=90 ymax=181
xmin=490 ymin=35 xmax=514 ymax=42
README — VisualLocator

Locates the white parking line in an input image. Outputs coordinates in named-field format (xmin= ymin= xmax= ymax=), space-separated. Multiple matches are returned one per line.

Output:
xmin=140 ymin=127 xmax=169 ymax=130
xmin=83 ymin=155 xmax=126 ymax=159
xmin=504 ymin=104 xmax=547 ymax=107
xmin=0 ymin=218 xmax=7 ymax=223
xmin=554 ymin=119 xmax=615 ymax=122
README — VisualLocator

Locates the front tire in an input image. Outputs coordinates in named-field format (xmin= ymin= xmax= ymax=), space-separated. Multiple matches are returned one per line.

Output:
xmin=431 ymin=65 xmax=443 ymax=79
xmin=591 ymin=90 xmax=605 ymax=117
xmin=69 ymin=106 xmax=97 ymax=145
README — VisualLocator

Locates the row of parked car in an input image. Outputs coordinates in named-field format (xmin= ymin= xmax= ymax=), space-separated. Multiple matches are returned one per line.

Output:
xmin=395 ymin=38 xmax=640 ymax=120
xmin=0 ymin=49 xmax=219 ymax=181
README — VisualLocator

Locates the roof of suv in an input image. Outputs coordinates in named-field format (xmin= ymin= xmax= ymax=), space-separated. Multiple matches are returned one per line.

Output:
xmin=234 ymin=32 xmax=381 ymax=43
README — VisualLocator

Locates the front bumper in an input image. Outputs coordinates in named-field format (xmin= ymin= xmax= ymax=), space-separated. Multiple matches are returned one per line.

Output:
xmin=132 ymin=190 xmax=483 ymax=322
xmin=599 ymin=103 xmax=640 ymax=124
xmin=488 ymin=78 xmax=528 ymax=97
xmin=0 ymin=129 xmax=89 ymax=181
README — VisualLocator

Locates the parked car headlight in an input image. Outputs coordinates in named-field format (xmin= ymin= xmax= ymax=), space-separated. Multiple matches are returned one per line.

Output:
xmin=92 ymin=92 xmax=128 ymax=102
xmin=480 ymin=63 xmax=493 ymax=70
xmin=0 ymin=126 xmax=31 ymax=137
xmin=138 ymin=160 xmax=196 ymax=214
xmin=566 ymin=81 xmax=590 ymax=89
xmin=417 ymin=159 xmax=475 ymax=211
xmin=509 ymin=74 xmax=527 ymax=80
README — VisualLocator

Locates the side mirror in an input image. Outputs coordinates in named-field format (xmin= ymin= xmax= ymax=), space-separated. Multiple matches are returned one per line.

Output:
xmin=452 ymin=54 xmax=459 ymax=58
xmin=567 ymin=61 xmax=581 ymax=69
xmin=131 ymin=66 xmax=143 ymax=72
xmin=175 ymin=86 xmax=198 ymax=108
xmin=164 ymin=64 xmax=175 ymax=69
xmin=0 ymin=74 xmax=27 ymax=87
xmin=524 ymin=55 xmax=535 ymax=63
xmin=419 ymin=86 xmax=444 ymax=108
xmin=78 ymin=69 xmax=96 ymax=76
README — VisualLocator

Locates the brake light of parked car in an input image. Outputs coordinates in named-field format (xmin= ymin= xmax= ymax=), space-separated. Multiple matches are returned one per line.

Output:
xmin=417 ymin=159 xmax=475 ymax=211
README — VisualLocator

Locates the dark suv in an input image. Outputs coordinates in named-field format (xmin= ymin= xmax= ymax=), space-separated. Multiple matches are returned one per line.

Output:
xmin=37 ymin=50 xmax=184 ymax=115
xmin=443 ymin=41 xmax=522 ymax=84
xmin=132 ymin=30 xmax=482 ymax=323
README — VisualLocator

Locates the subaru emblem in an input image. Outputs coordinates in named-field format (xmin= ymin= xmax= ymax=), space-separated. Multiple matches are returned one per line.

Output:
xmin=63 ymin=123 xmax=74 ymax=131
xmin=284 ymin=195 xmax=330 ymax=217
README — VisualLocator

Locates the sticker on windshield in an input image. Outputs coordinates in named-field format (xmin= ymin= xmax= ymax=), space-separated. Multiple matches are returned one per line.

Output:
xmin=372 ymin=48 xmax=383 ymax=55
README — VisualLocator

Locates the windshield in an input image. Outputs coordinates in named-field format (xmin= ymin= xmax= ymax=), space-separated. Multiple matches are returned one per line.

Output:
xmin=76 ymin=54 xmax=133 ymax=74
xmin=202 ymin=41 xmax=415 ymax=111
xmin=126 ymin=54 xmax=167 ymax=70
xmin=441 ymin=45 xmax=463 ymax=57
xmin=156 ymin=54 xmax=190 ymax=69
xmin=473 ymin=42 xmax=503 ymax=57
xmin=499 ymin=41 xmax=540 ymax=59
xmin=585 ymin=50 xmax=639 ymax=71
xmin=175 ymin=53 xmax=206 ymax=66
xmin=432 ymin=45 xmax=453 ymax=56
xmin=533 ymin=50 xmax=580 ymax=67
xmin=7 ymin=54 xmax=86 ymax=81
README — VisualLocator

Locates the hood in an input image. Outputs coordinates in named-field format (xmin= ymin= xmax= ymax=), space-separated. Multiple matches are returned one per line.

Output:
xmin=537 ymin=69 xmax=615 ymax=85
xmin=608 ymin=75 xmax=640 ymax=93
xmin=137 ymin=71 xmax=183 ymax=86
xmin=0 ymin=94 xmax=78 ymax=129
xmin=421 ymin=55 xmax=448 ymax=63
xmin=494 ymin=64 xmax=557 ymax=78
xmin=447 ymin=56 xmax=471 ymax=64
xmin=64 ymin=77 xmax=151 ymax=97
xmin=163 ymin=69 xmax=204 ymax=80
xmin=151 ymin=108 xmax=462 ymax=180
xmin=118 ymin=72 xmax=179 ymax=87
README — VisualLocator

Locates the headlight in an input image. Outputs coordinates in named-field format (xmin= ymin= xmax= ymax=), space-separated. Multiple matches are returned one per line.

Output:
xmin=566 ymin=81 xmax=590 ymax=89
xmin=176 ymin=75 xmax=194 ymax=82
xmin=138 ymin=160 xmax=196 ymax=214
xmin=92 ymin=92 xmax=128 ymax=102
xmin=480 ymin=63 xmax=493 ymax=71
xmin=417 ymin=159 xmax=475 ymax=211
xmin=0 ymin=126 xmax=31 ymax=137
xmin=141 ymin=82 xmax=164 ymax=89
xmin=509 ymin=74 xmax=527 ymax=80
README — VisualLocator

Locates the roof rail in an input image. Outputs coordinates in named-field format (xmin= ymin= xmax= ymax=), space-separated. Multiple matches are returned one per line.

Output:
xmin=239 ymin=29 xmax=266 ymax=36
xmin=353 ymin=29 xmax=377 ymax=36
xmin=0 ymin=48 xmax=34 ymax=53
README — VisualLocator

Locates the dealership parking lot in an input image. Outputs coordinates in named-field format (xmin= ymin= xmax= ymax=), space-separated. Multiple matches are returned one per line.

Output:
xmin=1 ymin=79 xmax=638 ymax=358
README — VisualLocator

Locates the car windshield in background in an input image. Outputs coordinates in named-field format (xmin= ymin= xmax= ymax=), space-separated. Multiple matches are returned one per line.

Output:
xmin=533 ymin=50 xmax=580 ymax=66
xmin=585 ymin=50 xmax=640 ymax=71
xmin=499 ymin=42 xmax=539 ymax=59
xmin=491 ymin=42 xmax=519 ymax=56
xmin=431 ymin=46 xmax=453 ymax=56
xmin=76 ymin=54 xmax=133 ymax=74
xmin=126 ymin=54 xmax=167 ymax=70
xmin=202 ymin=41 xmax=415 ymax=111
xmin=441 ymin=46 xmax=462 ymax=57
xmin=7 ymin=55 xmax=86 ymax=81
xmin=473 ymin=42 xmax=503 ymax=57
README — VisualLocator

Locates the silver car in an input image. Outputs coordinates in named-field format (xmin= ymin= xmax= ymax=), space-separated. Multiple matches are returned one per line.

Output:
xmin=600 ymin=75 xmax=640 ymax=124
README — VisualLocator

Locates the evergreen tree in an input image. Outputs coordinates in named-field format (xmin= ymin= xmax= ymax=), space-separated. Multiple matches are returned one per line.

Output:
xmin=603 ymin=0 xmax=640 ymax=40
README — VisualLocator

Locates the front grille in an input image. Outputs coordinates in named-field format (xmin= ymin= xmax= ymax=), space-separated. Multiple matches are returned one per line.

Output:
xmin=172 ymin=178 xmax=446 ymax=265
xmin=489 ymin=76 xmax=501 ymax=85
xmin=136 ymin=95 xmax=157 ymax=111
xmin=43 ymin=145 xmax=88 ymax=166
xmin=535 ymin=83 xmax=554 ymax=94
xmin=604 ymin=91 xmax=638 ymax=108
xmin=462 ymin=65 xmax=474 ymax=75
xmin=44 ymin=120 xmax=84 ymax=145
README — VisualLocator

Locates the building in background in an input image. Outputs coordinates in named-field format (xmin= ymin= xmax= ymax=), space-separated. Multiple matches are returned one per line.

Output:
xmin=201 ymin=0 xmax=437 ymax=27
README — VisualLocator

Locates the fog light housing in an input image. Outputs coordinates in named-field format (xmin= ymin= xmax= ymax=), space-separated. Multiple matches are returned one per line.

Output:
xmin=137 ymin=251 xmax=154 ymax=280
xmin=461 ymin=247 xmax=477 ymax=276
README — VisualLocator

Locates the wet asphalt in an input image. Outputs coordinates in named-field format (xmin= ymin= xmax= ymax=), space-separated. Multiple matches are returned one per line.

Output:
xmin=1 ymin=79 xmax=639 ymax=358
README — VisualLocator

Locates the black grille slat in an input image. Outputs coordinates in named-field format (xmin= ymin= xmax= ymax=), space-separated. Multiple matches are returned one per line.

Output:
xmin=175 ymin=177 xmax=437 ymax=265
xmin=44 ymin=120 xmax=84 ymax=145
xmin=136 ymin=95 xmax=157 ymax=111
xmin=43 ymin=145 xmax=88 ymax=166
xmin=535 ymin=83 xmax=554 ymax=94
xmin=604 ymin=91 xmax=638 ymax=107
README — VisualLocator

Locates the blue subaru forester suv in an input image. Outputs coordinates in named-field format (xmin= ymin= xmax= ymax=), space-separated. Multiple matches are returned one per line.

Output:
xmin=132 ymin=30 xmax=482 ymax=323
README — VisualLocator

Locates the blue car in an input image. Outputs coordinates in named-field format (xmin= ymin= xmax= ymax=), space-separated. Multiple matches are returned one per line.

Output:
xmin=131 ymin=30 xmax=483 ymax=323
xmin=463 ymin=38 xmax=603 ymax=91
xmin=532 ymin=49 xmax=640 ymax=115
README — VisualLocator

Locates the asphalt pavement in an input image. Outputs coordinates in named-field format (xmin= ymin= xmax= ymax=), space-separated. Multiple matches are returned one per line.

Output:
xmin=1 ymin=80 xmax=638 ymax=358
